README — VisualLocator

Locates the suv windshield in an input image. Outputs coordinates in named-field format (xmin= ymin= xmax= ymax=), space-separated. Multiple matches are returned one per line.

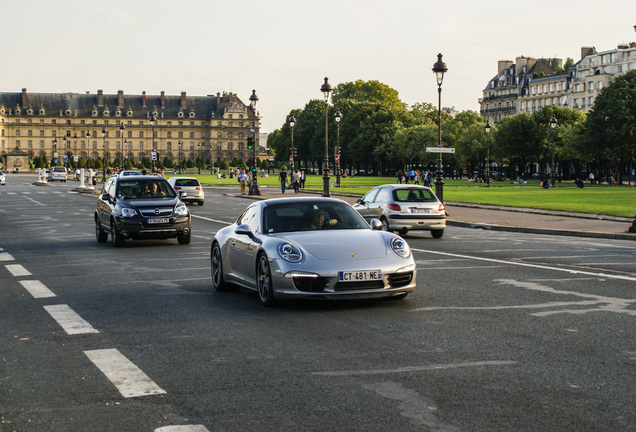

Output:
xmin=117 ymin=179 xmax=176 ymax=200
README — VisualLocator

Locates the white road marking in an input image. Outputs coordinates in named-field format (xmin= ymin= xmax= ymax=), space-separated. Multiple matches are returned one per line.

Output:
xmin=19 ymin=280 xmax=56 ymax=298
xmin=43 ymin=304 xmax=100 ymax=335
xmin=22 ymin=195 xmax=47 ymax=206
xmin=312 ymin=360 xmax=516 ymax=377
xmin=155 ymin=426 xmax=211 ymax=432
xmin=0 ymin=252 xmax=15 ymax=261
xmin=363 ymin=381 xmax=460 ymax=431
xmin=84 ymin=349 xmax=166 ymax=398
xmin=412 ymin=248 xmax=636 ymax=282
xmin=6 ymin=264 xmax=31 ymax=276
xmin=191 ymin=214 xmax=228 ymax=224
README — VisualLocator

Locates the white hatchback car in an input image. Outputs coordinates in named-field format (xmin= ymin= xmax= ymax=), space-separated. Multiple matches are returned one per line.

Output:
xmin=0 ymin=170 xmax=5 ymax=185
xmin=168 ymin=177 xmax=204 ymax=206
xmin=353 ymin=184 xmax=446 ymax=238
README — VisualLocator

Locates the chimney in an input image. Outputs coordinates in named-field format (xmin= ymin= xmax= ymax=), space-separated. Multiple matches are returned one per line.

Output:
xmin=581 ymin=46 xmax=597 ymax=59
xmin=216 ymin=92 xmax=221 ymax=106
xmin=97 ymin=89 xmax=104 ymax=107
xmin=497 ymin=60 xmax=512 ymax=77
xmin=21 ymin=88 xmax=29 ymax=108
xmin=160 ymin=91 xmax=165 ymax=109
xmin=117 ymin=90 xmax=124 ymax=108
xmin=181 ymin=91 xmax=187 ymax=109
xmin=142 ymin=91 xmax=146 ymax=108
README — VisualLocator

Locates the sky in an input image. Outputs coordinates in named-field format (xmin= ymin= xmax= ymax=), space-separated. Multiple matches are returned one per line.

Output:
xmin=1 ymin=0 xmax=635 ymax=133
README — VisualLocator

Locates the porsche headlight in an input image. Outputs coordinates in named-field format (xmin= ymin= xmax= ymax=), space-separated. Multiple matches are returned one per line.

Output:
xmin=391 ymin=237 xmax=411 ymax=258
xmin=278 ymin=242 xmax=302 ymax=262
xmin=174 ymin=203 xmax=189 ymax=216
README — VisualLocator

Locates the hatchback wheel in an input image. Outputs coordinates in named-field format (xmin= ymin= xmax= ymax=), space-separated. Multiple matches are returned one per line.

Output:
xmin=380 ymin=217 xmax=391 ymax=232
xmin=257 ymin=254 xmax=276 ymax=306
xmin=431 ymin=229 xmax=444 ymax=239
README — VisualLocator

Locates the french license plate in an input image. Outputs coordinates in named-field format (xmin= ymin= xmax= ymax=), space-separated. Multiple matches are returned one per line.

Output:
xmin=338 ymin=270 xmax=381 ymax=282
xmin=147 ymin=218 xmax=169 ymax=224
xmin=411 ymin=208 xmax=431 ymax=214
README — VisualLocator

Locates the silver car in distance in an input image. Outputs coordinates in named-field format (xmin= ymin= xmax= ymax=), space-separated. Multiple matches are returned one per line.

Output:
xmin=210 ymin=197 xmax=416 ymax=306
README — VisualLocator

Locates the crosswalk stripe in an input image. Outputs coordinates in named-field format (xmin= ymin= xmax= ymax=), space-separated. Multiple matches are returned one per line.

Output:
xmin=43 ymin=304 xmax=100 ymax=335
xmin=19 ymin=280 xmax=56 ymax=298
xmin=84 ymin=348 xmax=167 ymax=398
xmin=0 ymin=252 xmax=15 ymax=261
xmin=155 ymin=426 xmax=210 ymax=432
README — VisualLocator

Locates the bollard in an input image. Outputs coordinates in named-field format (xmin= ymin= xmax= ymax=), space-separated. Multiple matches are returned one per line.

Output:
xmin=79 ymin=168 xmax=86 ymax=188
xmin=86 ymin=169 xmax=95 ymax=190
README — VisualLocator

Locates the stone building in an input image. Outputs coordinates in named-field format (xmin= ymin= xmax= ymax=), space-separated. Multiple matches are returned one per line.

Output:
xmin=0 ymin=89 xmax=260 ymax=170
xmin=480 ymin=41 xmax=636 ymax=123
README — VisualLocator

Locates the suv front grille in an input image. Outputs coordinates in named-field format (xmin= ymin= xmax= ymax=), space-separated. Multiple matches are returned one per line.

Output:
xmin=139 ymin=207 xmax=173 ymax=217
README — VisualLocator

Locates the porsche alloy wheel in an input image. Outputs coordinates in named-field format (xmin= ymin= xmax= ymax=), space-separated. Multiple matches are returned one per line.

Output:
xmin=256 ymin=253 xmax=276 ymax=306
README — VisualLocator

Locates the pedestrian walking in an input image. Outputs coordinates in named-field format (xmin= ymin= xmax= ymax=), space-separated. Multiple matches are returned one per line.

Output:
xmin=278 ymin=169 xmax=288 ymax=194
xmin=292 ymin=169 xmax=301 ymax=193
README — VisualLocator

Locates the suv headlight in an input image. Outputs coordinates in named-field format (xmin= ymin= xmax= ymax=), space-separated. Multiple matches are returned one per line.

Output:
xmin=391 ymin=237 xmax=411 ymax=258
xmin=278 ymin=242 xmax=302 ymax=263
xmin=121 ymin=208 xmax=138 ymax=218
xmin=174 ymin=203 xmax=188 ymax=216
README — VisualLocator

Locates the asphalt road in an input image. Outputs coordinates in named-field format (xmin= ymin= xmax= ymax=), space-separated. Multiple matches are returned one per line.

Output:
xmin=1 ymin=177 xmax=635 ymax=432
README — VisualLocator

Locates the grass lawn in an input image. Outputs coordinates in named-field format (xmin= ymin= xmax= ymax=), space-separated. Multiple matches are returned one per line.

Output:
xmin=169 ymin=172 xmax=636 ymax=218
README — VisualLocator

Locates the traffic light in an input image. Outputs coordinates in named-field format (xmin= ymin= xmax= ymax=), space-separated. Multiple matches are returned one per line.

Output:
xmin=291 ymin=147 xmax=297 ymax=158
xmin=247 ymin=136 xmax=253 ymax=150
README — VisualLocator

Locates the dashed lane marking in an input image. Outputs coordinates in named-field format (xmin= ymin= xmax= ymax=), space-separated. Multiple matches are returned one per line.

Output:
xmin=19 ymin=280 xmax=56 ymax=298
xmin=0 ymin=252 xmax=15 ymax=261
xmin=155 ymin=426 xmax=211 ymax=432
xmin=43 ymin=304 xmax=100 ymax=335
xmin=5 ymin=264 xmax=31 ymax=276
xmin=84 ymin=348 xmax=167 ymax=398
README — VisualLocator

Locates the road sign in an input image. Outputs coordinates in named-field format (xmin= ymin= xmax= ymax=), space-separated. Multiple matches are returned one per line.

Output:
xmin=426 ymin=147 xmax=455 ymax=153
xmin=151 ymin=153 xmax=157 ymax=161
xmin=334 ymin=154 xmax=340 ymax=162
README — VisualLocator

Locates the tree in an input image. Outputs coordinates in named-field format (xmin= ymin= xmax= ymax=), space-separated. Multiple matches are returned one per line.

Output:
xmin=492 ymin=113 xmax=541 ymax=179
xmin=583 ymin=70 xmax=636 ymax=184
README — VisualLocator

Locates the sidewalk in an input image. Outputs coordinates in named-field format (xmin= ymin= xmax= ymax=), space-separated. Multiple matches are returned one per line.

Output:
xmin=218 ymin=185 xmax=636 ymax=241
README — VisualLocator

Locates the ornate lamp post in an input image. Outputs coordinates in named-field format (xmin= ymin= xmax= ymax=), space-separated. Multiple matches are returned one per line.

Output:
xmin=150 ymin=112 xmax=157 ymax=173
xmin=101 ymin=127 xmax=107 ymax=182
xmin=432 ymin=53 xmax=447 ymax=202
xmin=320 ymin=77 xmax=332 ymax=197
xmin=334 ymin=109 xmax=342 ymax=187
xmin=248 ymin=89 xmax=260 ymax=196
xmin=549 ymin=114 xmax=557 ymax=187
xmin=86 ymin=130 xmax=92 ymax=171
xmin=288 ymin=115 xmax=296 ymax=169
xmin=51 ymin=138 xmax=57 ymax=170
xmin=119 ymin=124 xmax=125 ymax=170
xmin=484 ymin=120 xmax=491 ymax=187
xmin=178 ymin=140 xmax=182 ymax=174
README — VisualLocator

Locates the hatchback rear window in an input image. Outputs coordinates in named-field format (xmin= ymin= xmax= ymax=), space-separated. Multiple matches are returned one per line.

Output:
xmin=175 ymin=179 xmax=200 ymax=187
xmin=394 ymin=188 xmax=436 ymax=202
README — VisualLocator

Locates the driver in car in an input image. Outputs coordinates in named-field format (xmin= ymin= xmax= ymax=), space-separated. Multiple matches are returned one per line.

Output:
xmin=306 ymin=210 xmax=337 ymax=230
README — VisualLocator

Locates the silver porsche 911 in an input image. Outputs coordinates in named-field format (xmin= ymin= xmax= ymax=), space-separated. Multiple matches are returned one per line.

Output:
xmin=210 ymin=197 xmax=417 ymax=306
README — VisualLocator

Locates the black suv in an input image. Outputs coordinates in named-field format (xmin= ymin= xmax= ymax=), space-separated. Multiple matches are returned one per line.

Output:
xmin=95 ymin=175 xmax=191 ymax=247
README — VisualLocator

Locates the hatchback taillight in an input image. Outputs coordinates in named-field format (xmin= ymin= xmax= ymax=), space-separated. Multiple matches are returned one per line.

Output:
xmin=173 ymin=186 xmax=182 ymax=190
xmin=438 ymin=204 xmax=445 ymax=212
xmin=196 ymin=187 xmax=202 ymax=190
xmin=388 ymin=203 xmax=401 ymax=211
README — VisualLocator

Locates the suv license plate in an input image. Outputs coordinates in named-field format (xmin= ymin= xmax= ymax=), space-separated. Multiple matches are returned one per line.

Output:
xmin=147 ymin=218 xmax=170 ymax=224
xmin=338 ymin=270 xmax=381 ymax=282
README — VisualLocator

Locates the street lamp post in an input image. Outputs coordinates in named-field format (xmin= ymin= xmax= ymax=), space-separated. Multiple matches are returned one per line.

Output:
xmin=150 ymin=113 xmax=157 ymax=173
xmin=52 ymin=138 xmax=57 ymax=168
xmin=197 ymin=143 xmax=202 ymax=175
xmin=549 ymin=114 xmax=557 ymax=187
xmin=248 ymin=89 xmax=260 ymax=196
xmin=119 ymin=124 xmax=125 ymax=170
xmin=101 ymin=127 xmax=107 ymax=182
xmin=178 ymin=141 xmax=182 ymax=174
xmin=86 ymin=130 xmax=91 ymax=172
xmin=288 ymin=115 xmax=296 ymax=169
xmin=432 ymin=53 xmax=448 ymax=202
xmin=334 ymin=109 xmax=342 ymax=187
xmin=484 ymin=120 xmax=491 ymax=187
xmin=320 ymin=77 xmax=332 ymax=197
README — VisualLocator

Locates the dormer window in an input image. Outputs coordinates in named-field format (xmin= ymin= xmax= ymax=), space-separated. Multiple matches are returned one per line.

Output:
xmin=177 ymin=109 xmax=184 ymax=118
xmin=103 ymin=107 xmax=110 ymax=117
xmin=115 ymin=108 xmax=122 ymax=117
xmin=27 ymin=106 xmax=34 ymax=116
xmin=15 ymin=105 xmax=21 ymax=115
xmin=92 ymin=106 xmax=98 ymax=117
xmin=126 ymin=106 xmax=133 ymax=117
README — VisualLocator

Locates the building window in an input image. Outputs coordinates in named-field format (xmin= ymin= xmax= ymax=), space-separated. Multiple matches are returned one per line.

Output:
xmin=167 ymin=131 xmax=172 ymax=138
xmin=597 ymin=81 xmax=603 ymax=91
xmin=189 ymin=132 xmax=194 ymax=139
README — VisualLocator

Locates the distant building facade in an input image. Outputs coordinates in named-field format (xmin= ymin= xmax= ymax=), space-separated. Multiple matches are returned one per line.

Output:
xmin=0 ymin=89 xmax=260 ymax=170
xmin=480 ymin=42 xmax=636 ymax=123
